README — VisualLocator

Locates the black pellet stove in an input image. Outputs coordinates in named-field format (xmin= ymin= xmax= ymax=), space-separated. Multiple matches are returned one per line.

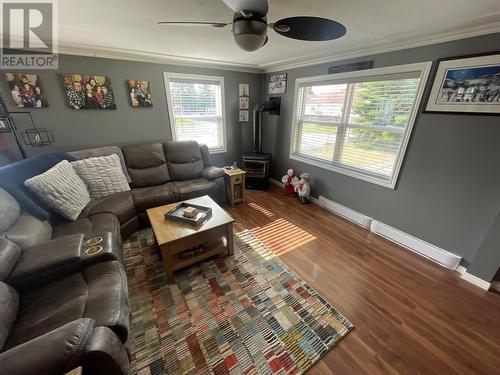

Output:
xmin=242 ymin=99 xmax=279 ymax=191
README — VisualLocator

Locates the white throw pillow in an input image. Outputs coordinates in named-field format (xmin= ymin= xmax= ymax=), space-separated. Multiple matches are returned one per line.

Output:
xmin=71 ymin=154 xmax=130 ymax=200
xmin=24 ymin=160 xmax=91 ymax=221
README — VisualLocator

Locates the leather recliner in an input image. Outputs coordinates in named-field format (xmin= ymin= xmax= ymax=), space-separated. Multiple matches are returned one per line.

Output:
xmin=0 ymin=237 xmax=130 ymax=375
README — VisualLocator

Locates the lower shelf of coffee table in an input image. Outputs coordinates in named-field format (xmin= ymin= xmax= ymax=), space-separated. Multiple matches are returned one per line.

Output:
xmin=171 ymin=238 xmax=226 ymax=271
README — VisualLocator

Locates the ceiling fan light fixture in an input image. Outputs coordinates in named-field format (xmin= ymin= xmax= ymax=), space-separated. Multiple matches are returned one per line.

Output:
xmin=232 ymin=18 xmax=268 ymax=51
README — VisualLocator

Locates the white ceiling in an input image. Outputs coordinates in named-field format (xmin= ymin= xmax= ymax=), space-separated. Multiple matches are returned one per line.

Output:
xmin=59 ymin=0 xmax=500 ymax=72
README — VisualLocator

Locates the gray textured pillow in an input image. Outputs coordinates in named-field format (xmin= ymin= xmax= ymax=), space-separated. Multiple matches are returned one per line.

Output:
xmin=71 ymin=154 xmax=130 ymax=200
xmin=24 ymin=160 xmax=91 ymax=221
xmin=68 ymin=146 xmax=132 ymax=183
xmin=0 ymin=188 xmax=20 ymax=233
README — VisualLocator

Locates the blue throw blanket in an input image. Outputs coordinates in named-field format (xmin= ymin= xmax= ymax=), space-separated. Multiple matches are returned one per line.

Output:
xmin=0 ymin=153 xmax=75 ymax=220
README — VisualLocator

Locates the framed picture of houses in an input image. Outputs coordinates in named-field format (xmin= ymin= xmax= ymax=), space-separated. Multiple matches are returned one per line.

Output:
xmin=425 ymin=52 xmax=500 ymax=115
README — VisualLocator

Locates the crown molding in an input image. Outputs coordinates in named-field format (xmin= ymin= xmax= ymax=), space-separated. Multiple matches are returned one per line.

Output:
xmin=260 ymin=22 xmax=500 ymax=73
xmin=54 ymin=22 xmax=500 ymax=75
xmin=58 ymin=44 xmax=263 ymax=74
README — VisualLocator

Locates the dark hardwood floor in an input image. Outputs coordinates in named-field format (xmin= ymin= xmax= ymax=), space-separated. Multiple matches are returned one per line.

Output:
xmin=226 ymin=185 xmax=500 ymax=375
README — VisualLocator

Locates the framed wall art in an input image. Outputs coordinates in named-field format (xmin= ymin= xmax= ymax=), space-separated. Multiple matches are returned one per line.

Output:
xmin=239 ymin=83 xmax=249 ymax=97
xmin=127 ymin=80 xmax=153 ymax=107
xmin=425 ymin=52 xmax=500 ymax=115
xmin=239 ymin=97 xmax=249 ymax=110
xmin=4 ymin=73 xmax=48 ymax=108
xmin=328 ymin=60 xmax=373 ymax=74
xmin=269 ymin=73 xmax=287 ymax=94
xmin=63 ymin=74 xmax=116 ymax=110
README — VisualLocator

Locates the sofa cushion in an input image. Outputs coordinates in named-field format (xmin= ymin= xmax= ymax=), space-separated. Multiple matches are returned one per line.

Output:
xmin=79 ymin=191 xmax=136 ymax=225
xmin=68 ymin=145 xmax=132 ymax=183
xmin=24 ymin=160 xmax=91 ymax=221
xmin=0 ymin=187 xmax=20 ymax=232
xmin=0 ymin=239 xmax=21 ymax=281
xmin=173 ymin=178 xmax=218 ymax=201
xmin=5 ymin=260 xmax=128 ymax=349
xmin=122 ymin=143 xmax=171 ymax=188
xmin=164 ymin=141 xmax=204 ymax=181
xmin=52 ymin=213 xmax=121 ymax=245
xmin=71 ymin=154 xmax=130 ymax=200
xmin=5 ymin=272 xmax=87 ymax=349
xmin=0 ymin=153 xmax=75 ymax=220
xmin=202 ymin=166 xmax=225 ymax=180
xmin=131 ymin=183 xmax=179 ymax=212
xmin=0 ymin=281 xmax=19 ymax=351
xmin=0 ymin=213 xmax=52 ymax=249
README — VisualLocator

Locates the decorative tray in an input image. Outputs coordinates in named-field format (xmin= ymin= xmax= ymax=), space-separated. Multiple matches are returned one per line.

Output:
xmin=164 ymin=202 xmax=212 ymax=225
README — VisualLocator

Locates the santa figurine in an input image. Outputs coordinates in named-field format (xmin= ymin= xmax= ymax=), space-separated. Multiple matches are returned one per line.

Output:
xmin=295 ymin=173 xmax=311 ymax=203
xmin=281 ymin=168 xmax=298 ymax=196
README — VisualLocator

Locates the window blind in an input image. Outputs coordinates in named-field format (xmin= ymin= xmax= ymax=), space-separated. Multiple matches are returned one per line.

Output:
xmin=166 ymin=74 xmax=226 ymax=152
xmin=291 ymin=68 xmax=425 ymax=186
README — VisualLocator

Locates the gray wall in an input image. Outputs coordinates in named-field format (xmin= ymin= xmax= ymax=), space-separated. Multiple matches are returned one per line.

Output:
xmin=0 ymin=54 xmax=262 ymax=166
xmin=467 ymin=207 xmax=500 ymax=281
xmin=261 ymin=32 xmax=500 ymax=268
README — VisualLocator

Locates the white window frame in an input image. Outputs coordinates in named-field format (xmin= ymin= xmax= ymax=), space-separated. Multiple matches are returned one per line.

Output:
xmin=289 ymin=62 xmax=432 ymax=189
xmin=164 ymin=72 xmax=227 ymax=154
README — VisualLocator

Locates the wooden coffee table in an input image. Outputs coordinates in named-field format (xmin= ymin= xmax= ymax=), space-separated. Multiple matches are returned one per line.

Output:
xmin=146 ymin=195 xmax=235 ymax=283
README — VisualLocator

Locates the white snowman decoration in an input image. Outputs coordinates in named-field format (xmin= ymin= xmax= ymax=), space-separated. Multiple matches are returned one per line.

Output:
xmin=294 ymin=173 xmax=311 ymax=203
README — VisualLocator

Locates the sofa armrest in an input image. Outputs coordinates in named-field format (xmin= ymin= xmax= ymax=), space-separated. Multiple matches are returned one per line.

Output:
xmin=202 ymin=166 xmax=225 ymax=180
xmin=200 ymin=144 xmax=210 ymax=167
xmin=7 ymin=232 xmax=121 ymax=290
xmin=81 ymin=327 xmax=130 ymax=375
xmin=0 ymin=319 xmax=95 ymax=375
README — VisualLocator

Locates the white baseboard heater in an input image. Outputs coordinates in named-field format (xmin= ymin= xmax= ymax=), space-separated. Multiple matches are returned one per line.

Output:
xmin=318 ymin=196 xmax=372 ymax=228
xmin=370 ymin=220 xmax=461 ymax=270
xmin=317 ymin=195 xmax=461 ymax=270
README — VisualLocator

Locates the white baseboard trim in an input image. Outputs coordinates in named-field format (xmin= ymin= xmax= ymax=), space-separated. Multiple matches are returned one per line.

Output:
xmin=460 ymin=271 xmax=491 ymax=291
xmin=318 ymin=196 xmax=372 ymax=228
xmin=370 ymin=221 xmax=462 ymax=270
xmin=456 ymin=266 xmax=492 ymax=291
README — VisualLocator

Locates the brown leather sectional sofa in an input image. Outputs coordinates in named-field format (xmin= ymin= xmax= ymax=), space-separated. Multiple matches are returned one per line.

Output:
xmin=0 ymin=140 xmax=226 ymax=374
xmin=68 ymin=140 xmax=226 ymax=240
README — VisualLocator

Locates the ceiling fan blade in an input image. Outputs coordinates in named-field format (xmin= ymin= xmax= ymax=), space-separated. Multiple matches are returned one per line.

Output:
xmin=273 ymin=17 xmax=346 ymax=41
xmin=156 ymin=21 xmax=229 ymax=28
xmin=222 ymin=0 xmax=268 ymax=16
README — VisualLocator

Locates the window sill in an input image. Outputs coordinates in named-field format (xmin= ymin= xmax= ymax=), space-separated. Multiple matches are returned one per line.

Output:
xmin=208 ymin=147 xmax=227 ymax=154
xmin=289 ymin=153 xmax=397 ymax=189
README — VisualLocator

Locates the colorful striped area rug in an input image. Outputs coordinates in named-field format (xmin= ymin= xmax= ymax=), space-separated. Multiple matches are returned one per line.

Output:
xmin=124 ymin=228 xmax=353 ymax=374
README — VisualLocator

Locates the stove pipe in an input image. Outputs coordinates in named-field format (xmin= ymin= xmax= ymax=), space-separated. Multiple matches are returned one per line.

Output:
xmin=253 ymin=101 xmax=277 ymax=154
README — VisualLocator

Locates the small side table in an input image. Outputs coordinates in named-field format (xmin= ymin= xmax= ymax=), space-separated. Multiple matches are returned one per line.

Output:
xmin=224 ymin=168 xmax=246 ymax=206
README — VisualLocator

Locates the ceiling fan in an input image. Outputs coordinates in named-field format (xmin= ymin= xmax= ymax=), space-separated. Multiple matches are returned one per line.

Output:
xmin=157 ymin=0 xmax=346 ymax=52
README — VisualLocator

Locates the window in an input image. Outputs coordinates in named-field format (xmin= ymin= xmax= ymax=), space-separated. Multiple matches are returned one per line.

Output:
xmin=164 ymin=73 xmax=226 ymax=153
xmin=290 ymin=62 xmax=432 ymax=188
